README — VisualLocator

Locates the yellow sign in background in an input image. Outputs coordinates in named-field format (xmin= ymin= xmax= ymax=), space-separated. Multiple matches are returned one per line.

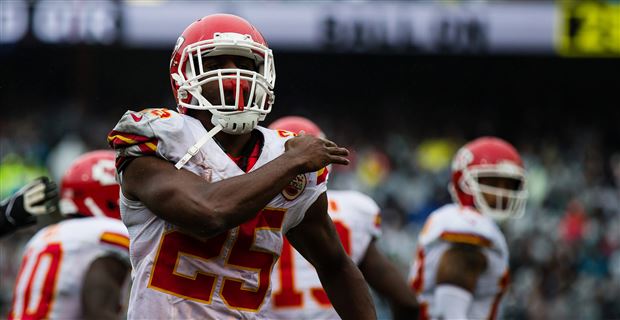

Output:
xmin=558 ymin=0 xmax=620 ymax=56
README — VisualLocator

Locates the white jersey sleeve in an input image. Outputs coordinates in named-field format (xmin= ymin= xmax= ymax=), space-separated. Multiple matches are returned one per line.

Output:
xmin=111 ymin=111 xmax=328 ymax=319
xmin=327 ymin=190 xmax=381 ymax=261
xmin=10 ymin=217 xmax=129 ymax=320
xmin=407 ymin=204 xmax=510 ymax=320
xmin=264 ymin=190 xmax=381 ymax=320
xmin=108 ymin=108 xmax=201 ymax=175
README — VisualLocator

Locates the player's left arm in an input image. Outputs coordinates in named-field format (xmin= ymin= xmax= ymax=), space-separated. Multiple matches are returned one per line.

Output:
xmin=82 ymin=256 xmax=130 ymax=320
xmin=287 ymin=192 xmax=376 ymax=320
xmin=358 ymin=240 xmax=419 ymax=320
xmin=434 ymin=243 xmax=488 ymax=319
xmin=0 ymin=177 xmax=59 ymax=237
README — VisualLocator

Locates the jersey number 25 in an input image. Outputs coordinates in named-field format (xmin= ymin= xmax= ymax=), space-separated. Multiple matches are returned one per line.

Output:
xmin=148 ymin=208 xmax=286 ymax=312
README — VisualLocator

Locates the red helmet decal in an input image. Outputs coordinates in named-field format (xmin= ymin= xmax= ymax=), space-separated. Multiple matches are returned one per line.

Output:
xmin=268 ymin=116 xmax=325 ymax=138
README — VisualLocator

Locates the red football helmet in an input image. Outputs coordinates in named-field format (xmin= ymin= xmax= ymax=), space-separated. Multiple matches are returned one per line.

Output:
xmin=170 ymin=14 xmax=276 ymax=135
xmin=449 ymin=137 xmax=528 ymax=221
xmin=59 ymin=150 xmax=121 ymax=219
xmin=268 ymin=116 xmax=325 ymax=139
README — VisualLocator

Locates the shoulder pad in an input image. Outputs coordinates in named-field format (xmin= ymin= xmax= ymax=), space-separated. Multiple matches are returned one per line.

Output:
xmin=100 ymin=230 xmax=130 ymax=252
xmin=419 ymin=204 xmax=495 ymax=248
xmin=348 ymin=190 xmax=382 ymax=237
xmin=107 ymin=108 xmax=182 ymax=171
xmin=327 ymin=190 xmax=382 ymax=239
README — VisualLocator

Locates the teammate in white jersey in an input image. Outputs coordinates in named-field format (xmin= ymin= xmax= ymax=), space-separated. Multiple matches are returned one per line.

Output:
xmin=9 ymin=150 xmax=130 ymax=320
xmin=408 ymin=137 xmax=528 ymax=320
xmin=107 ymin=14 xmax=375 ymax=319
xmin=265 ymin=116 xmax=419 ymax=320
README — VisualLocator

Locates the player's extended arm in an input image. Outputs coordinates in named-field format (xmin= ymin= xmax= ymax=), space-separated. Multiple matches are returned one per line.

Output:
xmin=122 ymin=135 xmax=349 ymax=238
xmin=0 ymin=177 xmax=59 ymax=237
xmin=434 ymin=243 xmax=488 ymax=319
xmin=287 ymin=192 xmax=376 ymax=320
xmin=82 ymin=256 xmax=130 ymax=320
xmin=358 ymin=240 xmax=419 ymax=320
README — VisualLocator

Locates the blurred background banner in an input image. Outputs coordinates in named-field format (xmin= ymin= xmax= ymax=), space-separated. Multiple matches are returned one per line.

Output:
xmin=1 ymin=0 xmax=619 ymax=319
xmin=2 ymin=0 xmax=618 ymax=55
xmin=121 ymin=0 xmax=555 ymax=54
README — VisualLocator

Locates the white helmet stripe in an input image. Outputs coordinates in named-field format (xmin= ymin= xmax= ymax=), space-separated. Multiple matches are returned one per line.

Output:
xmin=84 ymin=197 xmax=106 ymax=218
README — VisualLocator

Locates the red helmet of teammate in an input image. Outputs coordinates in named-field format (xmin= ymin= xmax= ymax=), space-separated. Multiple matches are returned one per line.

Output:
xmin=170 ymin=14 xmax=276 ymax=135
xmin=268 ymin=116 xmax=325 ymax=139
xmin=268 ymin=116 xmax=331 ymax=185
xmin=60 ymin=150 xmax=121 ymax=220
xmin=449 ymin=137 xmax=528 ymax=221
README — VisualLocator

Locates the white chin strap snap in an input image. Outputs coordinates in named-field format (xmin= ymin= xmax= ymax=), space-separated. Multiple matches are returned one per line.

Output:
xmin=174 ymin=124 xmax=223 ymax=170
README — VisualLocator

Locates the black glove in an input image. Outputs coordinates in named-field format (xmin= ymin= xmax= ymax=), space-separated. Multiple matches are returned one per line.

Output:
xmin=1 ymin=177 xmax=59 ymax=236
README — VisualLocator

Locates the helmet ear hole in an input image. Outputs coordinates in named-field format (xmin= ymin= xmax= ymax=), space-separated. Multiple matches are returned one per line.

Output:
xmin=107 ymin=201 xmax=117 ymax=211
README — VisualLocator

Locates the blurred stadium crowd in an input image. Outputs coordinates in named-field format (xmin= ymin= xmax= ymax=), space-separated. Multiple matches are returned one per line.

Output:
xmin=1 ymin=54 xmax=619 ymax=319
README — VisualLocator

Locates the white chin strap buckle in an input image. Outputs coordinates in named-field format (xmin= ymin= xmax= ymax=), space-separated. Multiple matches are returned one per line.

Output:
xmin=174 ymin=124 xmax=223 ymax=170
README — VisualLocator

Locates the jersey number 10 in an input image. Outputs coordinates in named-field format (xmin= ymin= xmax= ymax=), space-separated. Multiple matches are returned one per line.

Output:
xmin=10 ymin=243 xmax=63 ymax=319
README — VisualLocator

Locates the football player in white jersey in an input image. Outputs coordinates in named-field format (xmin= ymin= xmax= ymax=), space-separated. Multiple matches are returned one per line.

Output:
xmin=265 ymin=116 xmax=419 ymax=320
xmin=408 ymin=137 xmax=528 ymax=320
xmin=9 ymin=150 xmax=130 ymax=320
xmin=107 ymin=14 xmax=375 ymax=319
xmin=0 ymin=177 xmax=59 ymax=237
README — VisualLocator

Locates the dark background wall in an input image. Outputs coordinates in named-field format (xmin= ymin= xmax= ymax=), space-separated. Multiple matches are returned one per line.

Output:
xmin=2 ymin=47 xmax=619 ymax=146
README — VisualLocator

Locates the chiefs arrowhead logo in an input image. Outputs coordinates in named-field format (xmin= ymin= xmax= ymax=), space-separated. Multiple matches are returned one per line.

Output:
xmin=282 ymin=174 xmax=307 ymax=201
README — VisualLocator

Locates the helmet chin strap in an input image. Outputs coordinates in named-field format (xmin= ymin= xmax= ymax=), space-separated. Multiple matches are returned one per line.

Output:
xmin=173 ymin=110 xmax=259 ymax=169
xmin=174 ymin=122 xmax=224 ymax=170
